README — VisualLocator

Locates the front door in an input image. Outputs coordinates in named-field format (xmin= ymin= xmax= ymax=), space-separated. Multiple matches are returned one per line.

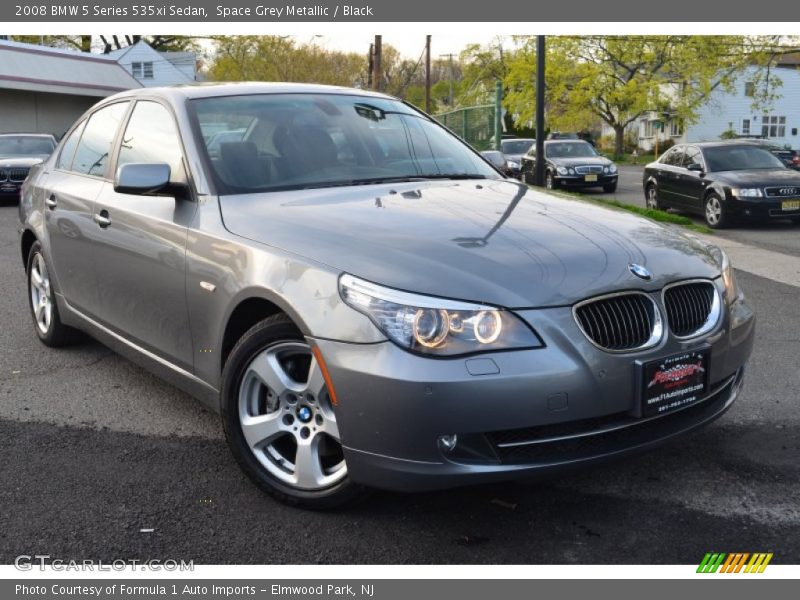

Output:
xmin=91 ymin=100 xmax=197 ymax=370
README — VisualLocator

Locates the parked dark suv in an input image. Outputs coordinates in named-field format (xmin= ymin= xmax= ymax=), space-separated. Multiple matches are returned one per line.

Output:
xmin=0 ymin=134 xmax=56 ymax=201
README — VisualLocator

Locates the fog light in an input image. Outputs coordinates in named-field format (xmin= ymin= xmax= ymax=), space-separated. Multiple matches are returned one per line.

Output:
xmin=438 ymin=434 xmax=458 ymax=452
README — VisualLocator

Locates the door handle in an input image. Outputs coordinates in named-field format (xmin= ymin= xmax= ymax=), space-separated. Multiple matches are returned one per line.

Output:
xmin=45 ymin=195 xmax=57 ymax=210
xmin=94 ymin=210 xmax=111 ymax=228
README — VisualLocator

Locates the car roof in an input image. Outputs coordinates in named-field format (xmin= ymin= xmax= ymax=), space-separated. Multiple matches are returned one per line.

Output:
xmin=681 ymin=140 xmax=779 ymax=149
xmin=0 ymin=133 xmax=56 ymax=138
xmin=102 ymin=82 xmax=399 ymax=103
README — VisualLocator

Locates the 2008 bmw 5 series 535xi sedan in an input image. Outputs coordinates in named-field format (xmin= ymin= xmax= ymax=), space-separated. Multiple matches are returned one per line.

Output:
xmin=17 ymin=83 xmax=755 ymax=508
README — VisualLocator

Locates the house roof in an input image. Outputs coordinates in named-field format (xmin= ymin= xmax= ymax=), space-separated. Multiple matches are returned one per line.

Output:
xmin=0 ymin=40 xmax=141 ymax=97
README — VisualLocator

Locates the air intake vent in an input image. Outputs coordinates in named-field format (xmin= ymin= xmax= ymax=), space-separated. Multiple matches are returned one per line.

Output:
xmin=574 ymin=292 xmax=662 ymax=352
xmin=663 ymin=281 xmax=718 ymax=338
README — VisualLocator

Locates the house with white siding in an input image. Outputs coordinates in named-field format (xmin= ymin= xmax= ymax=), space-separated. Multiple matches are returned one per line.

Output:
xmin=603 ymin=63 xmax=800 ymax=152
xmin=104 ymin=40 xmax=200 ymax=87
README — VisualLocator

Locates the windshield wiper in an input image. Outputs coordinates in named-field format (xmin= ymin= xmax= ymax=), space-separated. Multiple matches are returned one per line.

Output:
xmin=298 ymin=175 xmax=488 ymax=189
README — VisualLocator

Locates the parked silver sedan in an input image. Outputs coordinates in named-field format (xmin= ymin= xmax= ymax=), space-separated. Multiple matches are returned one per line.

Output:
xmin=18 ymin=84 xmax=755 ymax=508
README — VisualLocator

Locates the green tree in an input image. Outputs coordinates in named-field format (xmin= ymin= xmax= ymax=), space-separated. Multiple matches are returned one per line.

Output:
xmin=505 ymin=35 xmax=789 ymax=155
xmin=209 ymin=36 xmax=367 ymax=88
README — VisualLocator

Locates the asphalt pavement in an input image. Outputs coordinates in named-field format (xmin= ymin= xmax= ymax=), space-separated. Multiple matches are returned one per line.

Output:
xmin=0 ymin=202 xmax=798 ymax=565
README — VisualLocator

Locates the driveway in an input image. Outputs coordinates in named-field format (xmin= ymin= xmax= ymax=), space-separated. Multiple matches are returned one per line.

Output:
xmin=1 ymin=203 xmax=799 ymax=564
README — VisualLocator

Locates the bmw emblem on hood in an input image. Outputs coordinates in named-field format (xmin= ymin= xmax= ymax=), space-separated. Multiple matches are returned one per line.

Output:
xmin=629 ymin=263 xmax=652 ymax=280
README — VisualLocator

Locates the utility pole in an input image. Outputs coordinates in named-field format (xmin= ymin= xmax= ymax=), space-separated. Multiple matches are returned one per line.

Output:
xmin=534 ymin=35 xmax=546 ymax=187
xmin=372 ymin=35 xmax=382 ymax=92
xmin=440 ymin=53 xmax=456 ymax=108
xmin=425 ymin=35 xmax=432 ymax=113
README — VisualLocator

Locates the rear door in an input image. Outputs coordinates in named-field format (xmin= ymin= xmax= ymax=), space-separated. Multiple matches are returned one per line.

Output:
xmin=653 ymin=145 xmax=685 ymax=205
xmin=91 ymin=99 xmax=197 ymax=370
xmin=43 ymin=102 xmax=130 ymax=314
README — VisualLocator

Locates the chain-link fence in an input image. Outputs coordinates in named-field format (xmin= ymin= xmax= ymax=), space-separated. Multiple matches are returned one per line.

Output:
xmin=433 ymin=104 xmax=499 ymax=151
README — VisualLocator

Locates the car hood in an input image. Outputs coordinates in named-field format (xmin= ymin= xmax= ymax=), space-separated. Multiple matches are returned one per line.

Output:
xmin=711 ymin=168 xmax=800 ymax=186
xmin=219 ymin=180 xmax=721 ymax=308
xmin=0 ymin=156 xmax=46 ymax=168
xmin=548 ymin=156 xmax=612 ymax=167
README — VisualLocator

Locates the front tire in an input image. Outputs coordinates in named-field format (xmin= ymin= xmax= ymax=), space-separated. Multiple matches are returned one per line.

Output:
xmin=704 ymin=193 xmax=729 ymax=229
xmin=26 ymin=241 xmax=82 ymax=347
xmin=545 ymin=171 xmax=556 ymax=190
xmin=603 ymin=182 xmax=618 ymax=193
xmin=221 ymin=314 xmax=365 ymax=509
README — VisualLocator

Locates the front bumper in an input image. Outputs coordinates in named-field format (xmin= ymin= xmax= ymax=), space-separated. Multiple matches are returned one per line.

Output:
xmin=315 ymin=288 xmax=755 ymax=492
xmin=725 ymin=194 xmax=800 ymax=219
xmin=0 ymin=182 xmax=22 ymax=199
xmin=555 ymin=173 xmax=618 ymax=188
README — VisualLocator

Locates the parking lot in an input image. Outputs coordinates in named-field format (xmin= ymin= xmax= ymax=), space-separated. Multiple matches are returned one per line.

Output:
xmin=0 ymin=199 xmax=799 ymax=565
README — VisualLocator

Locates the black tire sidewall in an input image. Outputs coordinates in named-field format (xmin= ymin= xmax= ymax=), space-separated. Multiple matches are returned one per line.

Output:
xmin=220 ymin=314 xmax=363 ymax=509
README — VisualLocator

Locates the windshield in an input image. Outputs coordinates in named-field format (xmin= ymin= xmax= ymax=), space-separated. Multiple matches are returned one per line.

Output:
xmin=190 ymin=94 xmax=498 ymax=194
xmin=0 ymin=136 xmax=55 ymax=156
xmin=704 ymin=145 xmax=786 ymax=171
xmin=545 ymin=141 xmax=598 ymax=159
xmin=501 ymin=139 xmax=534 ymax=155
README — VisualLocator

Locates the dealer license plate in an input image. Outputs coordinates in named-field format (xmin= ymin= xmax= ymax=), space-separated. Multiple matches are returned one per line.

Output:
xmin=584 ymin=174 xmax=598 ymax=182
xmin=781 ymin=200 xmax=800 ymax=211
xmin=641 ymin=349 xmax=709 ymax=418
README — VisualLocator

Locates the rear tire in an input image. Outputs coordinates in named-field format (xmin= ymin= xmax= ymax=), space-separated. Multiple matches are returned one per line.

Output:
xmin=645 ymin=184 xmax=662 ymax=210
xmin=26 ymin=241 xmax=82 ymax=347
xmin=221 ymin=313 xmax=366 ymax=509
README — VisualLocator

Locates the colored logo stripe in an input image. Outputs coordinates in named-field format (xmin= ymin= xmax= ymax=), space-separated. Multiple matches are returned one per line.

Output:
xmin=697 ymin=552 xmax=773 ymax=573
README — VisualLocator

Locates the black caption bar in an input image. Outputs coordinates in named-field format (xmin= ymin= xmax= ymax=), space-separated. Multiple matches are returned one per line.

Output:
xmin=2 ymin=579 xmax=794 ymax=600
xmin=1 ymin=0 xmax=798 ymax=21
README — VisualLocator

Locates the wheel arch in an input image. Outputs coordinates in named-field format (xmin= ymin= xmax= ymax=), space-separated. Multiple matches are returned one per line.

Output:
xmin=20 ymin=228 xmax=38 ymax=271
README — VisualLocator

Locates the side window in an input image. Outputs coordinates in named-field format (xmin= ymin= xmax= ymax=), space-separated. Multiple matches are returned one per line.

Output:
xmin=118 ymin=101 xmax=184 ymax=178
xmin=681 ymin=146 xmax=702 ymax=168
xmin=71 ymin=102 xmax=129 ymax=177
xmin=660 ymin=146 xmax=683 ymax=166
xmin=57 ymin=120 xmax=86 ymax=171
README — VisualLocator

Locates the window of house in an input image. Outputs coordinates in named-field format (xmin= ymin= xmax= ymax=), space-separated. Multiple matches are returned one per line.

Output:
xmin=744 ymin=82 xmax=755 ymax=97
xmin=643 ymin=119 xmax=659 ymax=138
xmin=761 ymin=115 xmax=786 ymax=138
xmin=742 ymin=119 xmax=751 ymax=136
xmin=668 ymin=120 xmax=683 ymax=137
xmin=131 ymin=61 xmax=154 ymax=79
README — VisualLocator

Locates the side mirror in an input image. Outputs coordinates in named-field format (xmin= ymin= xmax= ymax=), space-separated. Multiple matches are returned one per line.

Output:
xmin=687 ymin=163 xmax=704 ymax=173
xmin=114 ymin=163 xmax=172 ymax=195
xmin=481 ymin=150 xmax=507 ymax=170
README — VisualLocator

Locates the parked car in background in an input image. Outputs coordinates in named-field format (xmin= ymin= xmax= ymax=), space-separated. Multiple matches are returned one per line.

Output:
xmin=643 ymin=141 xmax=800 ymax=228
xmin=737 ymin=138 xmax=800 ymax=170
xmin=500 ymin=137 xmax=535 ymax=178
xmin=0 ymin=133 xmax=56 ymax=202
xmin=19 ymin=84 xmax=754 ymax=509
xmin=520 ymin=139 xmax=618 ymax=192
xmin=479 ymin=150 xmax=512 ymax=176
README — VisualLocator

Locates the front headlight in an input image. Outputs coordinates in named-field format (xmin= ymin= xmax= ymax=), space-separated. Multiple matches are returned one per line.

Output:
xmin=339 ymin=274 xmax=543 ymax=356
xmin=731 ymin=187 xmax=763 ymax=198
xmin=609 ymin=163 xmax=618 ymax=173
xmin=506 ymin=160 xmax=520 ymax=170
xmin=556 ymin=166 xmax=569 ymax=176
xmin=706 ymin=245 xmax=743 ymax=304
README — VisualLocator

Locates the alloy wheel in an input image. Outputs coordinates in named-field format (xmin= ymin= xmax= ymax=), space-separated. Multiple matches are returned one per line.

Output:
xmin=29 ymin=253 xmax=52 ymax=335
xmin=646 ymin=186 xmax=659 ymax=210
xmin=705 ymin=195 xmax=722 ymax=227
xmin=237 ymin=341 xmax=346 ymax=491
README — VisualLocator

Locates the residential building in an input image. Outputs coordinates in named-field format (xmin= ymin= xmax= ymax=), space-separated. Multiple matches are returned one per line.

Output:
xmin=105 ymin=40 xmax=200 ymax=87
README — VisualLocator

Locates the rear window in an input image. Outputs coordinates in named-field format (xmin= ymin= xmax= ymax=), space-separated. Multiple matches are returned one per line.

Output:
xmin=190 ymin=93 xmax=497 ymax=194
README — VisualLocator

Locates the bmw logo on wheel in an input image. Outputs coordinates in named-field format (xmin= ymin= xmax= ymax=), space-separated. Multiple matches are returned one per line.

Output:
xmin=629 ymin=263 xmax=652 ymax=280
